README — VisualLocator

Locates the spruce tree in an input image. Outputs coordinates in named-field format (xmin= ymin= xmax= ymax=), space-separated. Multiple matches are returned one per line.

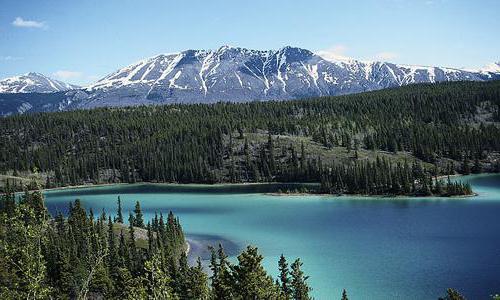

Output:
xmin=438 ymin=288 xmax=465 ymax=300
xmin=341 ymin=289 xmax=349 ymax=300
xmin=291 ymin=258 xmax=311 ymax=300
xmin=232 ymin=246 xmax=277 ymax=299
xmin=188 ymin=258 xmax=209 ymax=299
xmin=278 ymin=254 xmax=292 ymax=299
xmin=115 ymin=196 xmax=123 ymax=223
xmin=133 ymin=201 xmax=144 ymax=228
xmin=209 ymin=244 xmax=233 ymax=299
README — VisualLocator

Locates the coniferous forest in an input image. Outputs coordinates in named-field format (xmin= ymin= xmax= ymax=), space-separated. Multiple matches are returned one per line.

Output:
xmin=0 ymin=184 xmax=316 ymax=299
xmin=3 ymin=81 xmax=499 ymax=196
xmin=1 ymin=1 xmax=500 ymax=298
xmin=2 ymin=81 xmax=498 ymax=298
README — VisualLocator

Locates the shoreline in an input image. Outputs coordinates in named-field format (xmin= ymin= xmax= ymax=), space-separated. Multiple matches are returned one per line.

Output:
xmin=32 ymin=173 xmax=494 ymax=199
xmin=265 ymin=191 xmax=478 ymax=199
xmin=40 ymin=181 xmax=318 ymax=193
xmin=36 ymin=171 xmax=491 ymax=192
xmin=435 ymin=174 xmax=464 ymax=180
xmin=185 ymin=240 xmax=190 ymax=256
xmin=42 ymin=182 xmax=130 ymax=192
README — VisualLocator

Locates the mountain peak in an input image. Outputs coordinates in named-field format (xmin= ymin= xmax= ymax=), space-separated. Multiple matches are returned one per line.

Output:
xmin=3 ymin=45 xmax=500 ymax=115
xmin=0 ymin=72 xmax=80 ymax=93
xmin=480 ymin=62 xmax=500 ymax=74
xmin=82 ymin=45 xmax=500 ymax=106
xmin=277 ymin=46 xmax=314 ymax=59
xmin=218 ymin=44 xmax=236 ymax=51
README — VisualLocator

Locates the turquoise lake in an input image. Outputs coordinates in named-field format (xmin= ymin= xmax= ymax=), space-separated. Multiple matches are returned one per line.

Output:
xmin=43 ymin=175 xmax=500 ymax=299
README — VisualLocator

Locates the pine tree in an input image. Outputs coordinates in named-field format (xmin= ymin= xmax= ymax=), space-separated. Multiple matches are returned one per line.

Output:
xmin=143 ymin=253 xmax=174 ymax=299
xmin=187 ymin=258 xmax=209 ymax=299
xmin=106 ymin=216 xmax=120 ymax=287
xmin=341 ymin=289 xmax=349 ymax=300
xmin=209 ymin=244 xmax=233 ymax=299
xmin=133 ymin=201 xmax=144 ymax=228
xmin=278 ymin=254 xmax=292 ymax=299
xmin=115 ymin=196 xmax=123 ymax=223
xmin=291 ymin=258 xmax=311 ymax=300
xmin=0 ymin=199 xmax=52 ymax=299
xmin=267 ymin=133 xmax=276 ymax=175
xmin=127 ymin=213 xmax=138 ymax=274
xmin=438 ymin=288 xmax=465 ymax=300
xmin=461 ymin=157 xmax=471 ymax=175
xmin=232 ymin=246 xmax=277 ymax=299
xmin=117 ymin=229 xmax=129 ymax=268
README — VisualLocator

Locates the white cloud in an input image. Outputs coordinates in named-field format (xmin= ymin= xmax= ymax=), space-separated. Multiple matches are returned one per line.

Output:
xmin=0 ymin=56 xmax=23 ymax=61
xmin=53 ymin=70 xmax=83 ymax=80
xmin=316 ymin=45 xmax=352 ymax=62
xmin=374 ymin=52 xmax=399 ymax=61
xmin=12 ymin=17 xmax=47 ymax=29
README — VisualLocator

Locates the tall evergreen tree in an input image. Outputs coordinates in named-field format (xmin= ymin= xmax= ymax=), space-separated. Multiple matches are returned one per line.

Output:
xmin=133 ymin=201 xmax=144 ymax=228
xmin=291 ymin=258 xmax=311 ymax=300
xmin=278 ymin=254 xmax=292 ymax=299
xmin=341 ymin=289 xmax=349 ymax=300
xmin=115 ymin=196 xmax=123 ymax=223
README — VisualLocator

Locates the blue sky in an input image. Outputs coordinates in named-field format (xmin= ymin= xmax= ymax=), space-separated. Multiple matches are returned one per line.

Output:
xmin=0 ymin=0 xmax=499 ymax=85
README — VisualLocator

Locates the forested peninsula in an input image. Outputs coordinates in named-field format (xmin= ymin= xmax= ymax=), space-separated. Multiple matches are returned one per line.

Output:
xmin=2 ymin=81 xmax=500 ymax=196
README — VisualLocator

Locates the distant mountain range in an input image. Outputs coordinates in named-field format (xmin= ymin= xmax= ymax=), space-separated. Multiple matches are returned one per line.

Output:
xmin=1 ymin=46 xmax=499 ymax=116
xmin=0 ymin=72 xmax=79 ymax=94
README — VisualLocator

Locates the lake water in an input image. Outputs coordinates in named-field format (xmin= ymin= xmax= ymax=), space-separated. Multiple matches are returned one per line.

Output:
xmin=43 ymin=175 xmax=500 ymax=299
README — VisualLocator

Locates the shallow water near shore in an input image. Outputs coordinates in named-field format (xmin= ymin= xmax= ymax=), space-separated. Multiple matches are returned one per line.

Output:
xmin=43 ymin=174 xmax=500 ymax=299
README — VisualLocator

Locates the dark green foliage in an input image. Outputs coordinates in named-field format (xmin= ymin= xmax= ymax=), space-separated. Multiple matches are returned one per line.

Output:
xmin=0 ymin=188 xmax=51 ymax=299
xmin=319 ymin=157 xmax=472 ymax=196
xmin=439 ymin=288 xmax=466 ymax=300
xmin=279 ymin=254 xmax=292 ymax=299
xmin=341 ymin=289 xmax=349 ymax=300
xmin=0 ymin=185 xmax=187 ymax=299
xmin=133 ymin=201 xmax=144 ymax=228
xmin=291 ymin=258 xmax=311 ymax=300
xmin=231 ymin=245 xmax=281 ymax=299
xmin=209 ymin=244 xmax=233 ymax=299
xmin=115 ymin=196 xmax=123 ymax=223
xmin=0 ymin=184 xmax=315 ymax=299
xmin=1 ymin=81 xmax=499 ymax=195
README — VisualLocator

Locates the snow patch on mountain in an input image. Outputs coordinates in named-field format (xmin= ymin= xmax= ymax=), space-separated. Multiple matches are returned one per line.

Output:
xmin=2 ymin=47 xmax=499 ymax=116
xmin=0 ymin=72 xmax=79 ymax=93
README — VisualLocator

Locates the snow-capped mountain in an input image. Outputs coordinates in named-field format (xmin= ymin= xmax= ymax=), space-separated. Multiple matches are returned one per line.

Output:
xmin=73 ymin=46 xmax=499 ymax=108
xmin=1 ymin=46 xmax=499 ymax=115
xmin=0 ymin=72 xmax=79 ymax=93
xmin=479 ymin=62 xmax=500 ymax=77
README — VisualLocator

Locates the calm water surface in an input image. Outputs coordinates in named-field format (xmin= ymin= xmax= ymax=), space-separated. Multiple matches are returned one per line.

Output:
xmin=43 ymin=175 xmax=500 ymax=299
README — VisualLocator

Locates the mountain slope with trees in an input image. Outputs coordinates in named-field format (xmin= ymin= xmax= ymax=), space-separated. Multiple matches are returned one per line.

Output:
xmin=2 ymin=80 xmax=500 ymax=196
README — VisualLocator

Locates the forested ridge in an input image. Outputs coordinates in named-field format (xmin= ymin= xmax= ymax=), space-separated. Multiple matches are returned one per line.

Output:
xmin=2 ymin=80 xmax=500 ymax=195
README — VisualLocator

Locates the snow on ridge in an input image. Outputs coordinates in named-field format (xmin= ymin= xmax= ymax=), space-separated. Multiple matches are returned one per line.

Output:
xmin=480 ymin=62 xmax=500 ymax=74
xmin=0 ymin=72 xmax=79 ymax=93
xmin=71 ymin=46 xmax=500 ymax=106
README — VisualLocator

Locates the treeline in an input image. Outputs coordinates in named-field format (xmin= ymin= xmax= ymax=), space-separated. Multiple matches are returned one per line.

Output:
xmin=0 ymin=185 xmax=315 ymax=299
xmin=1 ymin=80 xmax=499 ymax=194
xmin=320 ymin=158 xmax=472 ymax=196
